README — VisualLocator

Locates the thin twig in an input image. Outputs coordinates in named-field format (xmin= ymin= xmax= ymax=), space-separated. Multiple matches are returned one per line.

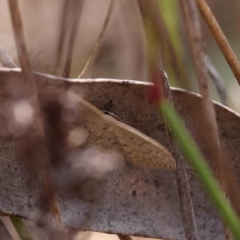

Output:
xmin=160 ymin=69 xmax=199 ymax=240
xmin=52 ymin=0 xmax=71 ymax=75
xmin=0 ymin=29 xmax=32 ymax=240
xmin=140 ymin=1 xmax=199 ymax=238
xmin=196 ymin=0 xmax=240 ymax=85
xmin=7 ymin=0 xmax=63 ymax=230
xmin=62 ymin=0 xmax=84 ymax=78
xmin=179 ymin=0 xmax=232 ymax=239
xmin=205 ymin=55 xmax=228 ymax=106
xmin=0 ymin=45 xmax=17 ymax=68
xmin=77 ymin=0 xmax=114 ymax=79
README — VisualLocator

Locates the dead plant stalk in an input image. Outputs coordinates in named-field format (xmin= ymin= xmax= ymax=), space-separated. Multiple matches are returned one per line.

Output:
xmin=179 ymin=0 xmax=232 ymax=239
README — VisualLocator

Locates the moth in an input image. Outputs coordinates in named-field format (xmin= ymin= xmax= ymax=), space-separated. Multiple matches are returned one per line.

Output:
xmin=65 ymin=93 xmax=176 ymax=170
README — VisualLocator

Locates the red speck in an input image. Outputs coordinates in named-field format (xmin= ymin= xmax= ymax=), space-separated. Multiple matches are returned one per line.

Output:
xmin=148 ymin=67 xmax=164 ymax=104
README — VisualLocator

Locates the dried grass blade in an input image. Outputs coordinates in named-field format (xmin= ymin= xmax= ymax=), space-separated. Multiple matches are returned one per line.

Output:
xmin=78 ymin=0 xmax=114 ymax=79
xmin=62 ymin=0 xmax=84 ymax=78
xmin=52 ymin=0 xmax=72 ymax=75
xmin=7 ymin=0 xmax=63 ymax=230
xmin=179 ymin=0 xmax=232 ymax=238
xmin=159 ymin=68 xmax=199 ymax=240
xmin=204 ymin=55 xmax=228 ymax=106
xmin=197 ymin=0 xmax=240 ymax=85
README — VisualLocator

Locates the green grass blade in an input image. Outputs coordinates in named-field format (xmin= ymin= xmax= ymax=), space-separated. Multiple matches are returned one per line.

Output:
xmin=9 ymin=216 xmax=33 ymax=240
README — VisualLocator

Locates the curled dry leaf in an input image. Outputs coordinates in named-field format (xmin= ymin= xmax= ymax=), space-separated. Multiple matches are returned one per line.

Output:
xmin=0 ymin=69 xmax=239 ymax=239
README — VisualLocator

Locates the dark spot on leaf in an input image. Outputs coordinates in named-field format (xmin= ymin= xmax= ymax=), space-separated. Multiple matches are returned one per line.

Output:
xmin=27 ymin=203 xmax=33 ymax=209
xmin=132 ymin=190 xmax=137 ymax=197
xmin=158 ymin=124 xmax=165 ymax=131
xmin=154 ymin=180 xmax=160 ymax=189
xmin=103 ymin=99 xmax=113 ymax=111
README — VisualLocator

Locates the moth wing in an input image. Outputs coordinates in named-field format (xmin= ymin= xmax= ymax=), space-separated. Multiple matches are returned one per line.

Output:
xmin=76 ymin=97 xmax=176 ymax=170
xmin=77 ymin=98 xmax=111 ymax=143
xmin=91 ymin=126 xmax=123 ymax=153
xmin=112 ymin=120 xmax=176 ymax=170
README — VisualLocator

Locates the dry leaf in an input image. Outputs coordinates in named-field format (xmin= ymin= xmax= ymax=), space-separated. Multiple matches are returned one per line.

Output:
xmin=0 ymin=69 xmax=239 ymax=240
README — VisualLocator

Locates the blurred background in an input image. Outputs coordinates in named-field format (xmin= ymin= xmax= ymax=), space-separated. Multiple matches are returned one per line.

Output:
xmin=1 ymin=0 xmax=240 ymax=108
xmin=1 ymin=0 xmax=240 ymax=239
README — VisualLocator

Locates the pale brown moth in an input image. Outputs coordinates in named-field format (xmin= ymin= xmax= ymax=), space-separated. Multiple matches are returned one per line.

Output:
xmin=66 ymin=93 xmax=176 ymax=170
